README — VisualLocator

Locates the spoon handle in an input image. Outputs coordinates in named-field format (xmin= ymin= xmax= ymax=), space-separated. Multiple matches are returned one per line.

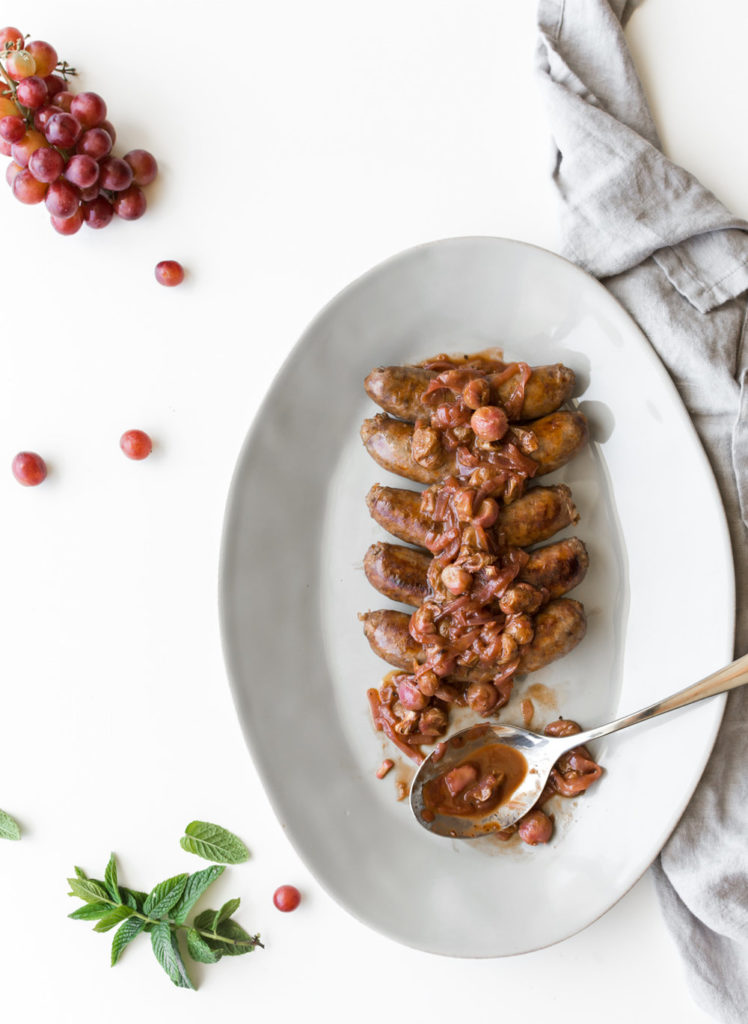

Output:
xmin=570 ymin=650 xmax=748 ymax=748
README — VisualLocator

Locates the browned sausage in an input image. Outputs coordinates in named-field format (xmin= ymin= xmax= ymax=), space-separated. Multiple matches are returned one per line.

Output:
xmin=359 ymin=598 xmax=586 ymax=680
xmin=360 ymin=411 xmax=588 ymax=485
xmin=366 ymin=482 xmax=579 ymax=549
xmin=363 ymin=537 xmax=589 ymax=607
xmin=364 ymin=363 xmax=575 ymax=423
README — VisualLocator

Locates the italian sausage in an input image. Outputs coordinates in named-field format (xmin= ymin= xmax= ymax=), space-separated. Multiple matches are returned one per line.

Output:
xmin=366 ymin=482 xmax=579 ymax=549
xmin=363 ymin=537 xmax=589 ymax=607
xmin=360 ymin=598 xmax=587 ymax=680
xmin=364 ymin=362 xmax=575 ymax=423
xmin=360 ymin=411 xmax=589 ymax=485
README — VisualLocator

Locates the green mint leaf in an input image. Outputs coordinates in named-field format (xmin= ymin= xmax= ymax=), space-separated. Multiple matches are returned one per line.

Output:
xmin=186 ymin=929 xmax=221 ymax=964
xmin=214 ymin=919 xmax=258 ymax=957
xmin=172 ymin=865 xmax=225 ymax=926
xmin=143 ymin=874 xmax=189 ymax=919
xmin=213 ymin=898 xmax=241 ymax=929
xmin=68 ymin=877 xmax=111 ymax=904
xmin=111 ymin=916 xmax=146 ymax=966
xmin=103 ymin=853 xmax=119 ymax=902
xmin=69 ymin=901 xmax=113 ymax=921
xmin=192 ymin=909 xmax=215 ymax=931
xmin=94 ymin=905 xmax=135 ymax=933
xmin=150 ymin=922 xmax=195 ymax=990
xmin=180 ymin=821 xmax=249 ymax=864
xmin=74 ymin=865 xmax=88 ymax=879
xmin=0 ymin=809 xmax=21 ymax=841
xmin=119 ymin=886 xmax=149 ymax=910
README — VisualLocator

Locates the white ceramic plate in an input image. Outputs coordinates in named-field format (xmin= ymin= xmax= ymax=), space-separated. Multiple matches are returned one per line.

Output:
xmin=219 ymin=237 xmax=734 ymax=957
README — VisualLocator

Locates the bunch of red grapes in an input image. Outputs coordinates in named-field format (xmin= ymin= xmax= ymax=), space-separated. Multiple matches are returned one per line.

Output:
xmin=0 ymin=26 xmax=158 ymax=235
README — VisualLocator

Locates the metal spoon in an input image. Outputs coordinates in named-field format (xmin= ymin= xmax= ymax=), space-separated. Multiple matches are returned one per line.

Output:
xmin=410 ymin=650 xmax=748 ymax=838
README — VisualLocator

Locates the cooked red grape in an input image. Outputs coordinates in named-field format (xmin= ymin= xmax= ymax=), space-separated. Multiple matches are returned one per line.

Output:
xmin=43 ymin=74 xmax=65 ymax=100
xmin=26 ymin=41 xmax=58 ymax=78
xmin=70 ymin=91 xmax=106 ymax=129
xmin=0 ymin=27 xmax=24 ymax=49
xmin=123 ymin=148 xmax=158 ymax=186
xmin=272 ymin=886 xmax=301 ymax=912
xmin=82 ymin=195 xmax=113 ymax=228
xmin=113 ymin=184 xmax=146 ymax=220
xmin=46 ymin=179 xmax=79 ymax=219
xmin=33 ymin=104 xmax=63 ymax=132
xmin=12 ymin=451 xmax=47 ymax=486
xmin=155 ymin=260 xmax=184 ymax=287
xmin=64 ymin=153 xmax=98 ymax=189
xmin=11 ymin=129 xmax=47 ymax=167
xmin=12 ymin=168 xmax=47 ymax=203
xmin=45 ymin=111 xmax=81 ymax=148
xmin=76 ymin=127 xmax=112 ymax=160
xmin=0 ymin=115 xmax=26 ymax=144
xmin=51 ymin=206 xmax=83 ymax=235
xmin=99 ymin=156 xmax=132 ymax=191
xmin=16 ymin=75 xmax=48 ymax=109
xmin=119 ymin=429 xmax=152 ymax=460
xmin=28 ymin=146 xmax=64 ymax=182
xmin=6 ymin=50 xmax=36 ymax=81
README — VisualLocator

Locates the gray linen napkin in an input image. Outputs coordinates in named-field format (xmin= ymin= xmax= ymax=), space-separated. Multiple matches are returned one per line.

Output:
xmin=536 ymin=1 xmax=748 ymax=1020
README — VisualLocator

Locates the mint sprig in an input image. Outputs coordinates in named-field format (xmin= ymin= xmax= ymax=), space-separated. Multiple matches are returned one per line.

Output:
xmin=68 ymin=851 xmax=263 ymax=990
xmin=0 ymin=809 xmax=21 ymax=841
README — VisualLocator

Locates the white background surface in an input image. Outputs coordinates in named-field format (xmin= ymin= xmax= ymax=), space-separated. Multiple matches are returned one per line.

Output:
xmin=1 ymin=0 xmax=743 ymax=1020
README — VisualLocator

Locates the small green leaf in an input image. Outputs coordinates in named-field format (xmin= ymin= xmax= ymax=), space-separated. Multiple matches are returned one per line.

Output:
xmin=214 ymin=919 xmax=258 ymax=957
xmin=111 ymin=916 xmax=146 ymax=966
xmin=119 ymin=886 xmax=149 ymax=910
xmin=74 ymin=865 xmax=88 ymax=879
xmin=192 ymin=909 xmax=215 ymax=931
xmin=69 ymin=901 xmax=113 ymax=921
xmin=104 ymin=853 xmax=119 ymax=902
xmin=68 ymin=877 xmax=111 ymax=904
xmin=143 ymin=874 xmax=189 ymax=919
xmin=180 ymin=821 xmax=249 ymax=864
xmin=0 ymin=809 xmax=21 ymax=841
xmin=186 ymin=929 xmax=220 ymax=964
xmin=213 ymin=898 xmax=241 ymax=930
xmin=150 ymin=922 xmax=195 ymax=990
xmin=172 ymin=865 xmax=225 ymax=926
xmin=94 ymin=905 xmax=134 ymax=933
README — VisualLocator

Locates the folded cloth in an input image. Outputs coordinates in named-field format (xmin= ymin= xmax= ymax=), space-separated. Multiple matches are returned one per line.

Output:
xmin=536 ymin=2 xmax=748 ymax=1021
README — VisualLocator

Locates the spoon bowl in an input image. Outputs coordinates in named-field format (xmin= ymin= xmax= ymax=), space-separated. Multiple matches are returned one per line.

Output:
xmin=410 ymin=650 xmax=748 ymax=838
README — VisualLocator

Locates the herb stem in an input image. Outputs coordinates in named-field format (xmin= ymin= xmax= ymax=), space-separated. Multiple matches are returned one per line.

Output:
xmin=106 ymin=899 xmax=264 ymax=949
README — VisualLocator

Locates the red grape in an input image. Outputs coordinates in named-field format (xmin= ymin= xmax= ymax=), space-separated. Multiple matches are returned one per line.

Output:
xmin=272 ymin=886 xmax=301 ymax=912
xmin=43 ymin=74 xmax=65 ymax=100
xmin=5 ymin=161 xmax=22 ymax=187
xmin=46 ymin=179 xmax=80 ymax=219
xmin=100 ymin=119 xmax=116 ymax=145
xmin=0 ymin=95 xmax=17 ymax=118
xmin=113 ymin=184 xmax=146 ymax=220
xmin=78 ymin=182 xmax=99 ymax=202
xmin=119 ymin=429 xmax=152 ymax=460
xmin=12 ymin=451 xmax=47 ymax=486
xmin=123 ymin=149 xmax=158 ymax=186
xmin=82 ymin=195 xmax=113 ymax=228
xmin=51 ymin=206 xmax=83 ymax=235
xmin=0 ymin=115 xmax=26 ymax=143
xmin=155 ymin=260 xmax=185 ymax=287
xmin=33 ymin=104 xmax=63 ymax=132
xmin=26 ymin=41 xmax=58 ymax=79
xmin=28 ymin=146 xmax=64 ymax=183
xmin=6 ymin=50 xmax=36 ymax=81
xmin=64 ymin=153 xmax=98 ymax=189
xmin=16 ymin=75 xmax=48 ymax=109
xmin=70 ymin=91 xmax=106 ymax=129
xmin=54 ymin=90 xmax=74 ymax=112
xmin=11 ymin=129 xmax=47 ymax=167
xmin=99 ymin=156 xmax=132 ymax=191
xmin=45 ymin=111 xmax=81 ymax=147
xmin=12 ymin=168 xmax=47 ymax=204
xmin=0 ymin=27 xmax=24 ymax=48
xmin=76 ymin=127 xmax=112 ymax=160
xmin=0 ymin=138 xmax=11 ymax=156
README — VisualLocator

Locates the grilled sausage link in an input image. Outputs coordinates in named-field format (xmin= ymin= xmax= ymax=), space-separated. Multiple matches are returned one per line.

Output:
xmin=363 ymin=537 xmax=589 ymax=608
xmin=360 ymin=411 xmax=589 ymax=486
xmin=359 ymin=598 xmax=586 ymax=680
xmin=364 ymin=362 xmax=575 ymax=423
xmin=366 ymin=482 xmax=579 ymax=550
